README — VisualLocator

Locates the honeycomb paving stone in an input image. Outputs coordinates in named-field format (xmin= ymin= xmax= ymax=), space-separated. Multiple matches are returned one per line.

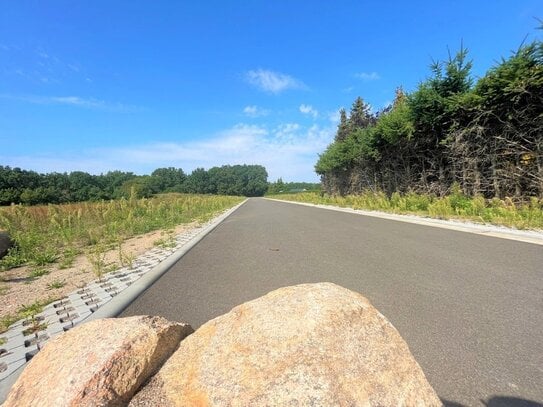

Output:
xmin=52 ymin=298 xmax=71 ymax=307
xmin=55 ymin=306 xmax=76 ymax=316
xmin=44 ymin=321 xmax=65 ymax=337
xmin=24 ymin=349 xmax=39 ymax=362
xmin=68 ymin=310 xmax=92 ymax=326
xmin=93 ymin=292 xmax=113 ymax=303
xmin=3 ymin=329 xmax=24 ymax=342
xmin=23 ymin=334 xmax=49 ymax=349
xmin=1 ymin=347 xmax=26 ymax=366
xmin=67 ymin=293 xmax=88 ymax=306
xmin=2 ymin=359 xmax=25 ymax=378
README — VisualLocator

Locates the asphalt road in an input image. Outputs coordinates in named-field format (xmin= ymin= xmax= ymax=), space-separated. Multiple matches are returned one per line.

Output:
xmin=121 ymin=198 xmax=543 ymax=406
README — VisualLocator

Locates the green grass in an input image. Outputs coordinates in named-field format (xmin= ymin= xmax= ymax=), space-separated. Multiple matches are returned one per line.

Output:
xmin=1 ymin=297 xmax=64 ymax=333
xmin=46 ymin=280 xmax=66 ymax=290
xmin=153 ymin=229 xmax=177 ymax=249
xmin=28 ymin=267 xmax=51 ymax=279
xmin=0 ymin=193 xmax=243 ymax=271
xmin=58 ymin=246 xmax=79 ymax=269
xmin=0 ymin=315 xmax=18 ymax=334
xmin=269 ymin=189 xmax=543 ymax=230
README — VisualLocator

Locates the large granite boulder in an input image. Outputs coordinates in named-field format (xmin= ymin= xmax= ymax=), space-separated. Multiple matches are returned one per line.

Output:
xmin=131 ymin=283 xmax=441 ymax=406
xmin=4 ymin=316 xmax=193 ymax=407
xmin=0 ymin=231 xmax=13 ymax=259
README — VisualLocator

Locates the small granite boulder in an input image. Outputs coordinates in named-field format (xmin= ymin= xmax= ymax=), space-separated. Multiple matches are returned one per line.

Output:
xmin=131 ymin=282 xmax=441 ymax=406
xmin=4 ymin=315 xmax=193 ymax=407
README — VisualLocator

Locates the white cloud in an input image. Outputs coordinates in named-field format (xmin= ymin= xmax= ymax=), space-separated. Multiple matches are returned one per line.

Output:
xmin=1 ymin=46 xmax=88 ymax=85
xmin=327 ymin=109 xmax=342 ymax=123
xmin=355 ymin=71 xmax=381 ymax=81
xmin=0 ymin=94 xmax=141 ymax=112
xmin=243 ymin=105 xmax=270 ymax=118
xmin=67 ymin=64 xmax=80 ymax=72
xmin=299 ymin=104 xmax=318 ymax=119
xmin=246 ymin=69 xmax=306 ymax=94
xmin=274 ymin=123 xmax=301 ymax=140
xmin=1 ymin=123 xmax=334 ymax=182
xmin=51 ymin=96 xmax=104 ymax=108
xmin=37 ymin=51 xmax=50 ymax=59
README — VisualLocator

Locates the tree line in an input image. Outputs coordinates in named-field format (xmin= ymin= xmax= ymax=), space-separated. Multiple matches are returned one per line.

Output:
xmin=267 ymin=178 xmax=321 ymax=194
xmin=316 ymin=34 xmax=543 ymax=200
xmin=0 ymin=164 xmax=268 ymax=205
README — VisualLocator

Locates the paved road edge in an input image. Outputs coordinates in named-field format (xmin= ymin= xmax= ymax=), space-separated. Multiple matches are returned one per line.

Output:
xmin=264 ymin=198 xmax=543 ymax=246
xmin=86 ymin=198 xmax=248 ymax=321
xmin=0 ymin=198 xmax=248 ymax=403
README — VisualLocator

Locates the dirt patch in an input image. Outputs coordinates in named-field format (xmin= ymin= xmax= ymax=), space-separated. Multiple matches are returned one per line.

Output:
xmin=0 ymin=223 xmax=198 ymax=320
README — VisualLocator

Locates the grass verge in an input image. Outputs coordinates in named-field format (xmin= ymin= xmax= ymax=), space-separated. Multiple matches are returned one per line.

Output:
xmin=0 ymin=193 xmax=243 ymax=271
xmin=268 ymin=189 xmax=543 ymax=230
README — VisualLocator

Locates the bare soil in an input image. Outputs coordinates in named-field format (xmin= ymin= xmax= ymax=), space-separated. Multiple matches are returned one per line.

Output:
xmin=0 ymin=223 xmax=197 ymax=320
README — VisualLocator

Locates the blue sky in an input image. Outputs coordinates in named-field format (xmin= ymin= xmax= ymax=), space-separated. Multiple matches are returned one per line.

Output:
xmin=1 ymin=1 xmax=541 ymax=182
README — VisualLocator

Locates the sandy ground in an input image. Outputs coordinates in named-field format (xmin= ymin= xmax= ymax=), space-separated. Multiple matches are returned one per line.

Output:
xmin=0 ymin=223 xmax=197 ymax=320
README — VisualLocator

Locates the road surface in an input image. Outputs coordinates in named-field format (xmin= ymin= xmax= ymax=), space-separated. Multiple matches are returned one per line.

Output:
xmin=121 ymin=198 xmax=543 ymax=406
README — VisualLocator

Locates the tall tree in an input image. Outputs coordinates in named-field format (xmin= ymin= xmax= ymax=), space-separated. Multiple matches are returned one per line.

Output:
xmin=149 ymin=167 xmax=186 ymax=193
xmin=335 ymin=109 xmax=350 ymax=142
xmin=349 ymin=97 xmax=374 ymax=130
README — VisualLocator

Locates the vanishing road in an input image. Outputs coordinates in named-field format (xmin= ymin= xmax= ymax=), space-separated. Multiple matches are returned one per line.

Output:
xmin=121 ymin=198 xmax=543 ymax=406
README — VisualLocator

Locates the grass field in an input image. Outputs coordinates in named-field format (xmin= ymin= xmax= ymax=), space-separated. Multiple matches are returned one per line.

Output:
xmin=268 ymin=189 xmax=543 ymax=230
xmin=0 ymin=193 xmax=243 ymax=272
